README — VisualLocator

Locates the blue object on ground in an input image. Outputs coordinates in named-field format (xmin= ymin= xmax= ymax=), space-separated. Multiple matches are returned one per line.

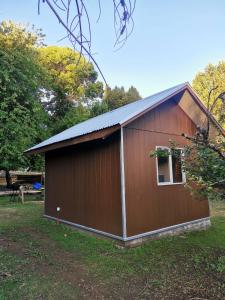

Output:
xmin=33 ymin=182 xmax=42 ymax=190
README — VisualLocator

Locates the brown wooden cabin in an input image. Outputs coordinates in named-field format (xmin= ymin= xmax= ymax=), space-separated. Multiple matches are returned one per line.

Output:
xmin=26 ymin=83 xmax=222 ymax=245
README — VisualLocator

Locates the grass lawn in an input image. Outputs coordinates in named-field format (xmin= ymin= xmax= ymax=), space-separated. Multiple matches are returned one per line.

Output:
xmin=0 ymin=197 xmax=225 ymax=299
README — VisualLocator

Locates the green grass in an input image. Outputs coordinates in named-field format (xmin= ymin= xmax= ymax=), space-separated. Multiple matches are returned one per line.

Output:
xmin=0 ymin=196 xmax=225 ymax=299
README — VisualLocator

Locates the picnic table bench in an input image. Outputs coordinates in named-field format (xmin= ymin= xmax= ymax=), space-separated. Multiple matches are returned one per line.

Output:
xmin=0 ymin=180 xmax=44 ymax=203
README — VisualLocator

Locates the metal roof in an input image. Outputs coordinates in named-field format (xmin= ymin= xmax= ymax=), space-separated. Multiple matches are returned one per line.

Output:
xmin=27 ymin=82 xmax=188 ymax=152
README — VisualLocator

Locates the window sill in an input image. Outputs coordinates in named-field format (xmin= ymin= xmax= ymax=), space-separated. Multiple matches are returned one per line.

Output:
xmin=157 ymin=182 xmax=186 ymax=186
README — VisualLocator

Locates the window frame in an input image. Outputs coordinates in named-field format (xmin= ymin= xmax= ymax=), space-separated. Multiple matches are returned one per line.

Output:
xmin=156 ymin=146 xmax=186 ymax=186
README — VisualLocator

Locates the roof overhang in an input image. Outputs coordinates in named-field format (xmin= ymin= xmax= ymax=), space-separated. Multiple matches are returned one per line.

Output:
xmin=25 ymin=125 xmax=120 ymax=155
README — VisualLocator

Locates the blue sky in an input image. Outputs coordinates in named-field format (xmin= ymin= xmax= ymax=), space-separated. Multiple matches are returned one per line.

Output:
xmin=1 ymin=0 xmax=225 ymax=97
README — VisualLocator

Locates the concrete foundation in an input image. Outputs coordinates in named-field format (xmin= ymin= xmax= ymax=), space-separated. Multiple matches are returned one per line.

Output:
xmin=44 ymin=215 xmax=211 ymax=248
xmin=122 ymin=218 xmax=211 ymax=247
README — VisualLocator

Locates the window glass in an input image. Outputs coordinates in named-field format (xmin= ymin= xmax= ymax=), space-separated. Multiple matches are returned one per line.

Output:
xmin=157 ymin=148 xmax=170 ymax=183
xmin=156 ymin=147 xmax=185 ymax=185
xmin=172 ymin=149 xmax=183 ymax=183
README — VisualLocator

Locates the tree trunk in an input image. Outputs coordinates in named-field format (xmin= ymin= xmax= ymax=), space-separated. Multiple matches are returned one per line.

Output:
xmin=5 ymin=169 xmax=12 ymax=188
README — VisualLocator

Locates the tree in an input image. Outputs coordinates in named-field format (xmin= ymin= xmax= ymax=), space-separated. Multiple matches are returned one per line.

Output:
xmin=38 ymin=1 xmax=136 ymax=82
xmin=0 ymin=21 xmax=49 ymax=186
xmin=177 ymin=88 xmax=224 ymax=201
xmin=192 ymin=61 xmax=225 ymax=127
xmin=38 ymin=47 xmax=140 ymax=133
xmin=50 ymin=105 xmax=90 ymax=135
xmin=126 ymin=86 xmax=142 ymax=103
xmin=0 ymin=20 xmax=45 ymax=49
xmin=90 ymin=101 xmax=109 ymax=118
xmin=38 ymin=46 xmax=103 ymax=134
xmin=182 ymin=81 xmax=225 ymax=201
xmin=182 ymin=127 xmax=225 ymax=201
xmin=185 ymin=62 xmax=225 ymax=201
xmin=104 ymin=85 xmax=141 ymax=110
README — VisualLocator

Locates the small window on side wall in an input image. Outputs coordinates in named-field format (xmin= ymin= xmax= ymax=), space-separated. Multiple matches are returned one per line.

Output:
xmin=156 ymin=146 xmax=185 ymax=185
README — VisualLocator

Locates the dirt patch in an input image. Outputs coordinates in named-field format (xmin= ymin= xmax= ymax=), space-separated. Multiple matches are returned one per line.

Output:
xmin=1 ymin=225 xmax=225 ymax=299
xmin=0 ymin=228 xmax=114 ymax=299
xmin=0 ymin=237 xmax=28 ymax=257
xmin=1 ymin=228 xmax=224 ymax=300
xmin=210 ymin=202 xmax=225 ymax=217
xmin=0 ymin=207 xmax=21 ymax=219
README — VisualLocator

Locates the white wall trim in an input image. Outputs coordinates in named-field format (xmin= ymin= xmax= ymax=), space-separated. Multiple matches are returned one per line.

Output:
xmin=44 ymin=214 xmax=210 ymax=242
xmin=44 ymin=215 xmax=124 ymax=240
xmin=120 ymin=127 xmax=127 ymax=239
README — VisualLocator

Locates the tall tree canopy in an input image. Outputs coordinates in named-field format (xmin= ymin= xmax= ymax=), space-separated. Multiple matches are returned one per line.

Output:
xmin=0 ymin=20 xmax=45 ymax=49
xmin=104 ymin=85 xmax=141 ymax=110
xmin=90 ymin=85 xmax=142 ymax=117
xmin=0 ymin=21 xmax=49 ymax=184
xmin=186 ymin=62 xmax=225 ymax=200
xmin=0 ymin=20 xmax=142 ymax=181
xmin=38 ymin=46 xmax=103 ymax=134
xmin=39 ymin=46 xmax=103 ymax=106
xmin=192 ymin=61 xmax=225 ymax=127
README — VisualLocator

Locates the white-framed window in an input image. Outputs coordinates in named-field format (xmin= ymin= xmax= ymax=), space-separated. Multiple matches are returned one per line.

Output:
xmin=156 ymin=146 xmax=186 ymax=186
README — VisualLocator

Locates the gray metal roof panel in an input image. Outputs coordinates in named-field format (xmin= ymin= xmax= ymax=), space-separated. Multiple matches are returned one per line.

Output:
xmin=27 ymin=82 xmax=188 ymax=152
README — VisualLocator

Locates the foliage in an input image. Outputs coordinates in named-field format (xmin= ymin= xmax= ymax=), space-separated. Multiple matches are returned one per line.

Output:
xmin=38 ymin=46 xmax=103 ymax=109
xmin=170 ymin=62 xmax=225 ymax=200
xmin=183 ymin=134 xmax=225 ymax=201
xmin=0 ymin=21 xmax=142 ymax=175
xmin=38 ymin=46 xmax=104 ymax=134
xmin=0 ymin=21 xmax=49 ymax=176
xmin=0 ymin=20 xmax=45 ymax=49
xmin=89 ymin=85 xmax=142 ymax=118
xmin=184 ymin=72 xmax=225 ymax=201
xmin=104 ymin=85 xmax=141 ymax=110
xmin=192 ymin=61 xmax=225 ymax=126
xmin=90 ymin=100 xmax=109 ymax=117
xmin=50 ymin=105 xmax=90 ymax=134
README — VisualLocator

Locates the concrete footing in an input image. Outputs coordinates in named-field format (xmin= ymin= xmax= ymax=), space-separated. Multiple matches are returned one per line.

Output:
xmin=121 ymin=218 xmax=211 ymax=247
xmin=44 ymin=215 xmax=210 ymax=248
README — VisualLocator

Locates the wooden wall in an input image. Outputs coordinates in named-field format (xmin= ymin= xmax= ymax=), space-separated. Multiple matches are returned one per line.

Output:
xmin=45 ymin=132 xmax=122 ymax=236
xmin=123 ymin=96 xmax=209 ymax=237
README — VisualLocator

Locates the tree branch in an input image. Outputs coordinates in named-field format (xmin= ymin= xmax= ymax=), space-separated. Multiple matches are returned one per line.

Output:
xmin=38 ymin=0 xmax=136 ymax=83
xmin=182 ymin=133 xmax=225 ymax=161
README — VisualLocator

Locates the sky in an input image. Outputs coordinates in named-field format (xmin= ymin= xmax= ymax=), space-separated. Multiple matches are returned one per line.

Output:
xmin=1 ymin=0 xmax=225 ymax=97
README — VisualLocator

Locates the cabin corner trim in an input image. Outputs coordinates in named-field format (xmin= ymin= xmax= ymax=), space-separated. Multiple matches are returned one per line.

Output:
xmin=120 ymin=127 xmax=127 ymax=239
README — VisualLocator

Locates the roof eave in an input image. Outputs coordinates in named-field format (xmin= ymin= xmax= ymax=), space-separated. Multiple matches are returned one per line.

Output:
xmin=25 ymin=124 xmax=121 ymax=155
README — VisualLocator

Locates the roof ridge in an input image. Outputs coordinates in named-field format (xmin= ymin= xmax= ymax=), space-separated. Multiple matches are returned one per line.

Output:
xmin=77 ymin=82 xmax=188 ymax=121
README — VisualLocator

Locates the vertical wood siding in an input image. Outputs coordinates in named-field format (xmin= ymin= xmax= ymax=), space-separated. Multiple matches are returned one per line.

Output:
xmin=123 ymin=98 xmax=209 ymax=237
xmin=45 ymin=132 xmax=122 ymax=236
